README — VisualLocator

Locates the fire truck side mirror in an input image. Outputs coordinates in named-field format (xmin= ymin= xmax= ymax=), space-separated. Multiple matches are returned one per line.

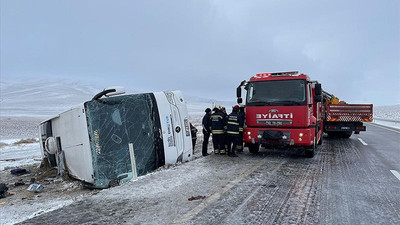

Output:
xmin=237 ymin=97 xmax=243 ymax=104
xmin=237 ymin=87 xmax=242 ymax=98
xmin=315 ymin=95 xmax=322 ymax=102
xmin=315 ymin=83 xmax=322 ymax=96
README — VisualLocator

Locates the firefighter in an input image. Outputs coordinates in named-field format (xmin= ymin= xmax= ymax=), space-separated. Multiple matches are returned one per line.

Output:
xmin=221 ymin=106 xmax=229 ymax=154
xmin=226 ymin=105 xmax=244 ymax=157
xmin=201 ymin=108 xmax=212 ymax=156
xmin=190 ymin=123 xmax=197 ymax=150
xmin=210 ymin=106 xmax=226 ymax=154
xmin=236 ymin=105 xmax=245 ymax=152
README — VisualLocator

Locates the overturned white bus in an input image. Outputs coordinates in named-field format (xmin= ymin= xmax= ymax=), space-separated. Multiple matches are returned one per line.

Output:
xmin=39 ymin=88 xmax=193 ymax=188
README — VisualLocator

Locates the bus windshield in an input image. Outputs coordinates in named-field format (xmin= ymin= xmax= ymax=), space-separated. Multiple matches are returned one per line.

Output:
xmin=246 ymin=79 xmax=307 ymax=106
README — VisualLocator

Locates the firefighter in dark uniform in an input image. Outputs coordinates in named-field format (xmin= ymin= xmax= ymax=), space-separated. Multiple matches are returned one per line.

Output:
xmin=221 ymin=106 xmax=229 ymax=154
xmin=227 ymin=105 xmax=244 ymax=157
xmin=210 ymin=106 xmax=226 ymax=154
xmin=236 ymin=105 xmax=245 ymax=152
xmin=190 ymin=123 xmax=197 ymax=150
xmin=201 ymin=108 xmax=212 ymax=156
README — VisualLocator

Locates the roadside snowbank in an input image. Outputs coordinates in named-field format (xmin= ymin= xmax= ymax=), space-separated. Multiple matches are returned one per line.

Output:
xmin=373 ymin=119 xmax=400 ymax=130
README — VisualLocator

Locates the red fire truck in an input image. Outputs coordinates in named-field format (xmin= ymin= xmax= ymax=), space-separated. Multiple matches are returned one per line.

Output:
xmin=236 ymin=71 xmax=373 ymax=157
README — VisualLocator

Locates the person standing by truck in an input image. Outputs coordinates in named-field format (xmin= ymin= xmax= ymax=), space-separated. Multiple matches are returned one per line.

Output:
xmin=201 ymin=108 xmax=212 ymax=156
xmin=210 ymin=106 xmax=226 ymax=154
xmin=226 ymin=105 xmax=243 ymax=157
xmin=221 ymin=106 xmax=229 ymax=154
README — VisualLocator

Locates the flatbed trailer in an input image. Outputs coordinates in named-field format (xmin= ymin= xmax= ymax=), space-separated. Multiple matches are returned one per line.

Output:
xmin=323 ymin=101 xmax=373 ymax=138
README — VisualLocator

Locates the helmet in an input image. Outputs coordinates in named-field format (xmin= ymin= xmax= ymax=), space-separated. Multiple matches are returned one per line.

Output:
xmin=233 ymin=105 xmax=240 ymax=109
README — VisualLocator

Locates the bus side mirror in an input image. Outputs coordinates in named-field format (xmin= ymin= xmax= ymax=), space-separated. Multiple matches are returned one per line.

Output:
xmin=315 ymin=83 xmax=322 ymax=96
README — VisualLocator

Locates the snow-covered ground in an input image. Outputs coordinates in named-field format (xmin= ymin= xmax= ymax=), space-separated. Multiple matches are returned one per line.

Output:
xmin=0 ymin=139 xmax=42 ymax=171
xmin=373 ymin=104 xmax=400 ymax=129
xmin=373 ymin=104 xmax=400 ymax=120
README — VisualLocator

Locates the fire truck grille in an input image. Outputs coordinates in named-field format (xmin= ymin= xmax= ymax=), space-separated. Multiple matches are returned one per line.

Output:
xmin=257 ymin=130 xmax=291 ymax=139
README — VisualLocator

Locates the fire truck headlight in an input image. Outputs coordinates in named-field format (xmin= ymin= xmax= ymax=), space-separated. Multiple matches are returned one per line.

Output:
xmin=299 ymin=138 xmax=302 ymax=141
xmin=247 ymin=131 xmax=251 ymax=135
xmin=257 ymin=135 xmax=262 ymax=139
xmin=299 ymin=133 xmax=304 ymax=137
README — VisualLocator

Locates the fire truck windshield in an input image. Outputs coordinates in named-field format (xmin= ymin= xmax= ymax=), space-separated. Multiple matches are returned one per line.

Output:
xmin=246 ymin=79 xmax=307 ymax=106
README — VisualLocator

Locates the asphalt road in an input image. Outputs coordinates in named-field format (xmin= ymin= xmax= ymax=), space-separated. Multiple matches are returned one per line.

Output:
xmin=19 ymin=123 xmax=400 ymax=225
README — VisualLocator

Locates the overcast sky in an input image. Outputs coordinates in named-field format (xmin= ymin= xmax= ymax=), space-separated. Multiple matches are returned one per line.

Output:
xmin=1 ymin=0 xmax=399 ymax=106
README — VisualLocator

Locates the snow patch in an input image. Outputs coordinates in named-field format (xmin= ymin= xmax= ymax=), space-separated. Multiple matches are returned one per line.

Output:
xmin=0 ymin=141 xmax=42 ymax=170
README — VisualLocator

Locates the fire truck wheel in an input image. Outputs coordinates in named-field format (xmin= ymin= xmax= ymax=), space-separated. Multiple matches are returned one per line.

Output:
xmin=248 ymin=144 xmax=260 ymax=154
xmin=305 ymin=138 xmax=316 ymax=158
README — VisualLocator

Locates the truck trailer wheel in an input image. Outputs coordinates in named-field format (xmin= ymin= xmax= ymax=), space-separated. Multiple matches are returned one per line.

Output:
xmin=327 ymin=131 xmax=352 ymax=139
xmin=248 ymin=144 xmax=260 ymax=154
xmin=326 ymin=131 xmax=337 ymax=138
xmin=340 ymin=131 xmax=352 ymax=138
xmin=305 ymin=137 xmax=316 ymax=158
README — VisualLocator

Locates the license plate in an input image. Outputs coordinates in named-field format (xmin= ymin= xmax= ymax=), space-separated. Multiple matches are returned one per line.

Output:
xmin=266 ymin=121 xmax=282 ymax=125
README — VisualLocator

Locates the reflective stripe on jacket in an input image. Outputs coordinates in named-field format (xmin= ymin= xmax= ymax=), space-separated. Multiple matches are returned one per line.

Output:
xmin=227 ymin=111 xmax=244 ymax=136
xmin=210 ymin=109 xmax=226 ymax=134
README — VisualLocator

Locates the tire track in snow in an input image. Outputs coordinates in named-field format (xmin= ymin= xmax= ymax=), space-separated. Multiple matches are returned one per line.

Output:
xmin=217 ymin=149 xmax=326 ymax=225
xmin=172 ymin=155 xmax=282 ymax=225
xmin=269 ymin=151 xmax=324 ymax=225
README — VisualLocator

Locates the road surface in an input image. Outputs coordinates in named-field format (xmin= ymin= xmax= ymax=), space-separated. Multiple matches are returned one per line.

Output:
xmin=18 ymin=123 xmax=400 ymax=224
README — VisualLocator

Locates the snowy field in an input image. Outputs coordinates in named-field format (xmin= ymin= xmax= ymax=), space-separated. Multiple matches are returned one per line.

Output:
xmin=373 ymin=104 xmax=400 ymax=129
xmin=373 ymin=104 xmax=400 ymax=120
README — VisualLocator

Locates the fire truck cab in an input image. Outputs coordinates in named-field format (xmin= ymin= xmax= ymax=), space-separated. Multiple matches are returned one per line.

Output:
xmin=237 ymin=71 xmax=323 ymax=157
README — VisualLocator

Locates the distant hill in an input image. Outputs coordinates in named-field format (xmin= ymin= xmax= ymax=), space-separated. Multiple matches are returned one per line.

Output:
xmin=0 ymin=80 xmax=98 ymax=117
xmin=0 ymin=79 xmax=234 ymax=118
